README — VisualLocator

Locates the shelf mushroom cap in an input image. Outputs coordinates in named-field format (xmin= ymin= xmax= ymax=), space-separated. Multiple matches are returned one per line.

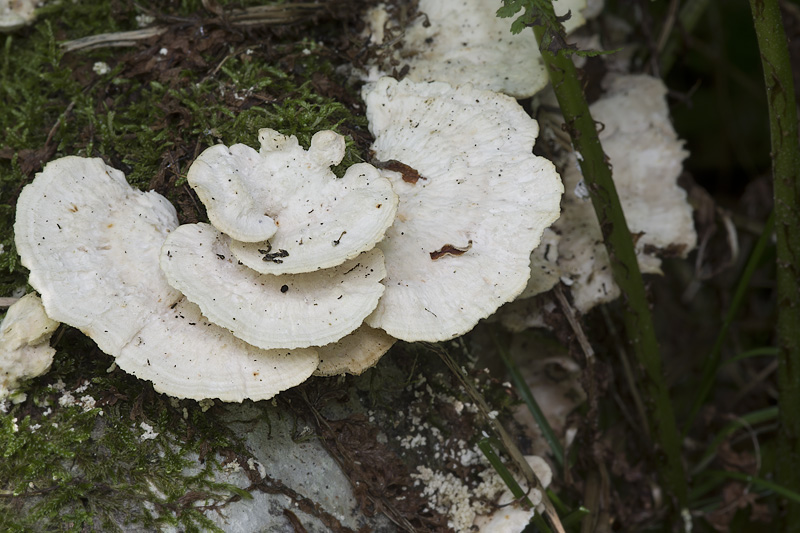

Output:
xmin=363 ymin=0 xmax=587 ymax=98
xmin=0 ymin=0 xmax=37 ymax=32
xmin=313 ymin=325 xmax=396 ymax=377
xmin=187 ymin=141 xmax=278 ymax=243
xmin=188 ymin=128 xmax=398 ymax=274
xmin=0 ymin=293 xmax=59 ymax=399
xmin=14 ymin=156 xmax=319 ymax=401
xmin=363 ymin=78 xmax=563 ymax=342
xmin=554 ymin=74 xmax=696 ymax=312
xmin=160 ymin=223 xmax=387 ymax=350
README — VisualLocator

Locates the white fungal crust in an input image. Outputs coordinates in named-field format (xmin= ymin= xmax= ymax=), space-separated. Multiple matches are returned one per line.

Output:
xmin=363 ymin=78 xmax=563 ymax=342
xmin=160 ymin=223 xmax=387 ymax=350
xmin=0 ymin=0 xmax=37 ymax=32
xmin=14 ymin=157 xmax=319 ymax=401
xmin=364 ymin=0 xmax=587 ymax=98
xmin=314 ymin=325 xmax=396 ymax=377
xmin=189 ymin=128 xmax=399 ymax=274
xmin=0 ymin=293 xmax=59 ymax=399
xmin=555 ymin=74 xmax=696 ymax=312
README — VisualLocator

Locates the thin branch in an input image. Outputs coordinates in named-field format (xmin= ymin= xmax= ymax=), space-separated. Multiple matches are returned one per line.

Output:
xmin=60 ymin=2 xmax=343 ymax=52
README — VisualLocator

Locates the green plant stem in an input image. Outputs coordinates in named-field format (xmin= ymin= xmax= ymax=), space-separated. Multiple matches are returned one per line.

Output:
xmin=561 ymin=507 xmax=591 ymax=528
xmin=683 ymin=212 xmax=775 ymax=435
xmin=524 ymin=1 xmax=687 ymax=511
xmin=707 ymin=470 xmax=800 ymax=505
xmin=723 ymin=347 xmax=779 ymax=367
xmin=747 ymin=0 xmax=800 ymax=530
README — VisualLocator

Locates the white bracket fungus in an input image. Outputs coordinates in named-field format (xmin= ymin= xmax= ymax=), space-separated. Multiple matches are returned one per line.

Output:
xmin=14 ymin=156 xmax=319 ymax=401
xmin=160 ymin=223 xmax=387 ymax=350
xmin=0 ymin=293 xmax=59 ymax=399
xmin=313 ymin=325 xmax=396 ymax=377
xmin=363 ymin=0 xmax=588 ymax=98
xmin=517 ymin=228 xmax=562 ymax=299
xmin=0 ymin=0 xmax=37 ymax=32
xmin=553 ymin=74 xmax=697 ymax=312
xmin=188 ymin=129 xmax=398 ymax=274
xmin=363 ymin=77 xmax=563 ymax=342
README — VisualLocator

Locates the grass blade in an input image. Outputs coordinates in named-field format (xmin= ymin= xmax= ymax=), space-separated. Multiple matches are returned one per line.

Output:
xmin=493 ymin=332 xmax=565 ymax=467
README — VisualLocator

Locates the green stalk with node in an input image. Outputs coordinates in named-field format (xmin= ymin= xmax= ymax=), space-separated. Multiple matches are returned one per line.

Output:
xmin=746 ymin=0 xmax=800 ymax=529
xmin=497 ymin=0 xmax=688 ymax=513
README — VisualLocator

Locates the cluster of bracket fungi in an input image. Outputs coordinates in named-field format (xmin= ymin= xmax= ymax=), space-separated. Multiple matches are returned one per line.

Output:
xmin=6 ymin=77 xmax=564 ymax=401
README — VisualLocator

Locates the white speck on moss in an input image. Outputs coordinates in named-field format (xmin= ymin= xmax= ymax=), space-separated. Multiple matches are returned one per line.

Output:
xmin=247 ymin=458 xmax=267 ymax=479
xmin=413 ymin=465 xmax=492 ymax=533
xmin=135 ymin=13 xmax=154 ymax=27
xmin=11 ymin=391 xmax=26 ymax=404
xmin=92 ymin=62 xmax=110 ymax=75
xmin=399 ymin=433 xmax=427 ymax=449
xmin=223 ymin=458 xmax=242 ymax=473
xmin=199 ymin=399 xmax=214 ymax=412
xmin=452 ymin=400 xmax=464 ymax=414
xmin=58 ymin=391 xmax=75 ymax=407
xmin=139 ymin=422 xmax=159 ymax=440
xmin=79 ymin=395 xmax=96 ymax=411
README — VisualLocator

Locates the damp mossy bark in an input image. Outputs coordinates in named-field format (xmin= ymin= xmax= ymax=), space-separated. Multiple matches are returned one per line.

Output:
xmin=0 ymin=1 xmax=372 ymax=529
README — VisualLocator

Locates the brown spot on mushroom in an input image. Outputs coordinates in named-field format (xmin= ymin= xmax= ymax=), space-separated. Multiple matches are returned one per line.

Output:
xmin=374 ymin=159 xmax=426 ymax=184
xmin=68 ymin=204 xmax=79 ymax=212
xmin=429 ymin=240 xmax=473 ymax=260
